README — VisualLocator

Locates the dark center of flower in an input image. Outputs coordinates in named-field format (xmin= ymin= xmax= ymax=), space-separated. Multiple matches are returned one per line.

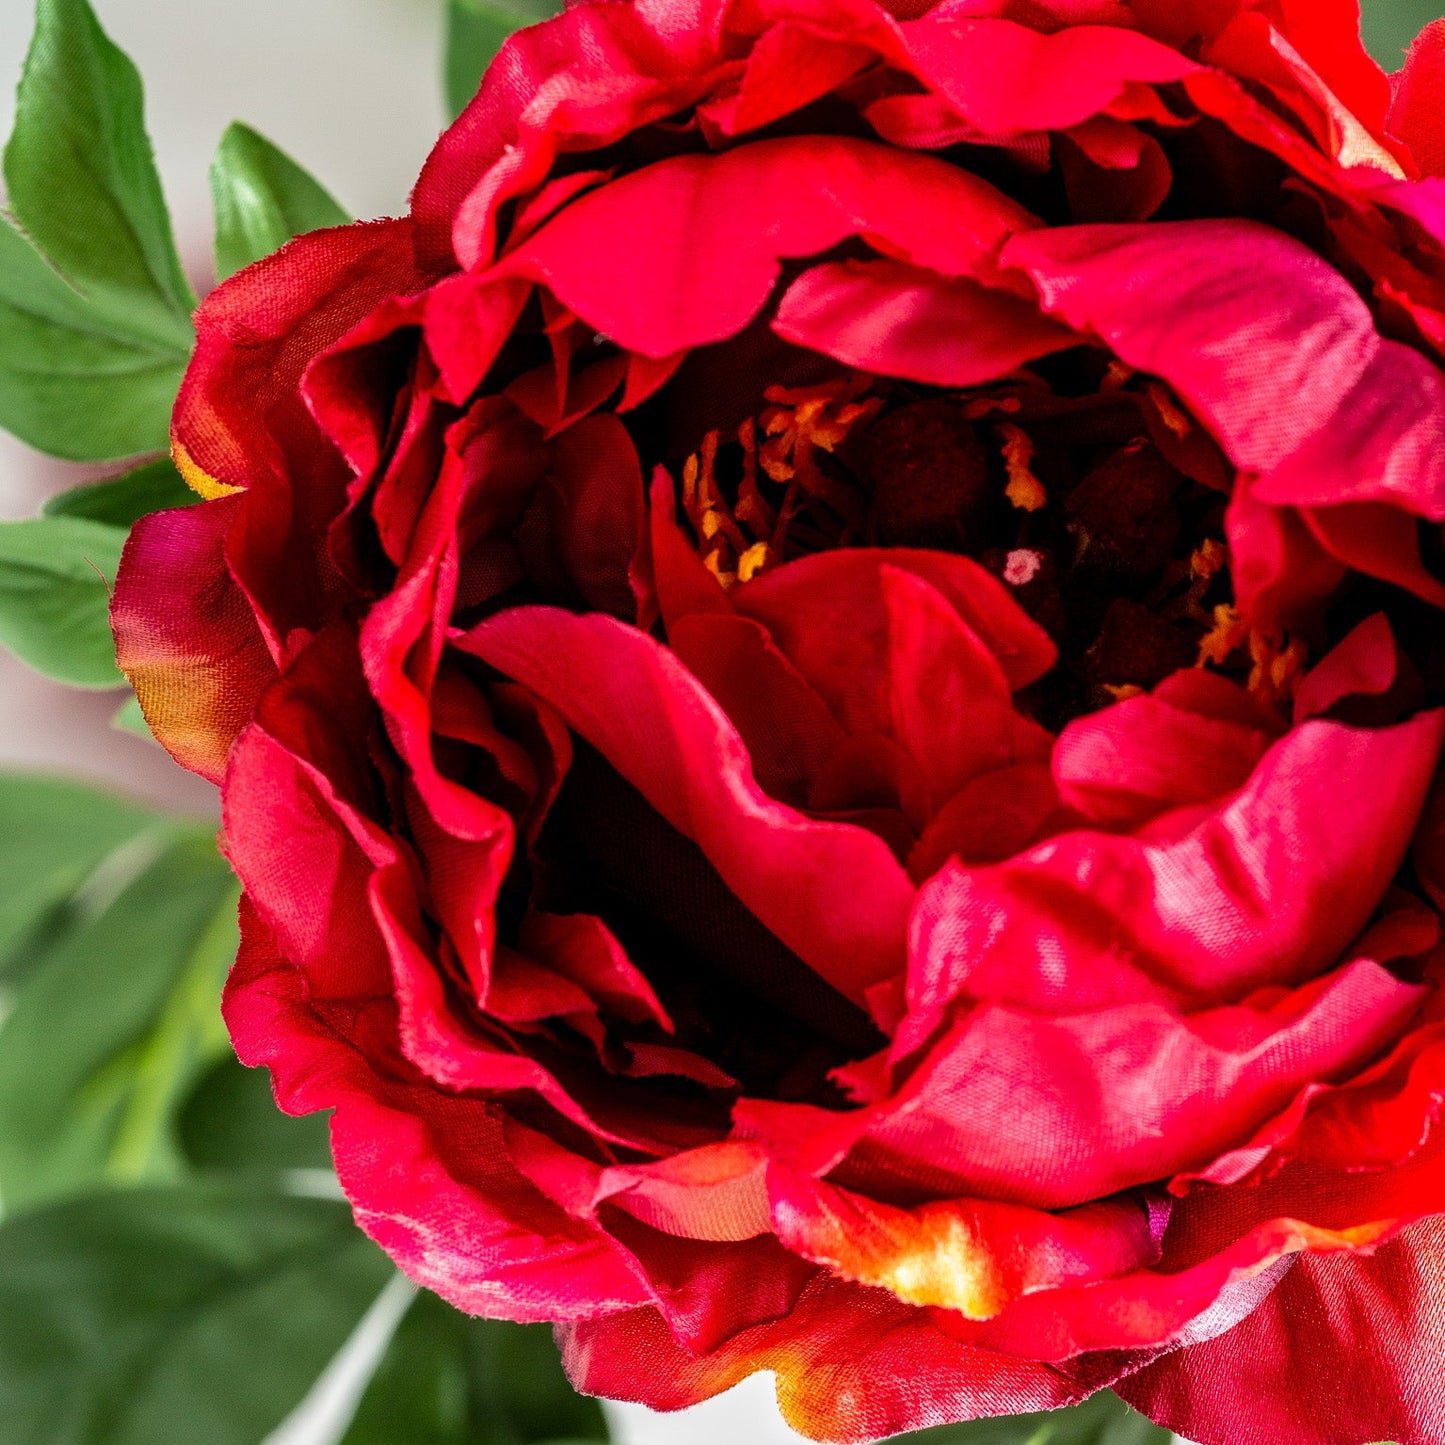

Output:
xmin=652 ymin=348 xmax=1303 ymax=729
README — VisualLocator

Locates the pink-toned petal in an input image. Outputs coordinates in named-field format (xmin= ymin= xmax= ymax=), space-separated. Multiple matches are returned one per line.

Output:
xmin=1056 ymin=116 xmax=1172 ymax=223
xmin=899 ymin=15 xmax=1194 ymax=134
xmin=905 ymin=712 xmax=1444 ymax=1023
xmin=597 ymin=1141 xmax=773 ymax=1243
xmin=958 ymin=1210 xmax=1401 ymax=1362
xmin=113 ymin=498 xmax=277 ymax=784
xmin=863 ymin=958 xmax=1424 ymax=1209
xmin=413 ymin=0 xmax=734 ymax=272
xmin=1004 ymin=220 xmax=1445 ymax=519
xmin=773 ymin=258 xmax=1073 ymax=386
xmin=1117 ymin=1215 xmax=1445 ymax=1445
xmin=460 ymin=606 xmax=914 ymax=1004
xmin=1223 ymin=482 xmax=1349 ymax=629
xmin=494 ymin=135 xmax=1041 ymax=359
xmin=1292 ymin=612 xmax=1397 ymax=723
xmin=647 ymin=469 xmax=734 ymax=627
xmin=702 ymin=23 xmax=874 ymax=136
xmin=1054 ymin=680 xmax=1277 ymax=830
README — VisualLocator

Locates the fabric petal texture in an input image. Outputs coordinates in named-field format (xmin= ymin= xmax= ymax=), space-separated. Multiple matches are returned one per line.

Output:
xmin=110 ymin=1 xmax=1445 ymax=1440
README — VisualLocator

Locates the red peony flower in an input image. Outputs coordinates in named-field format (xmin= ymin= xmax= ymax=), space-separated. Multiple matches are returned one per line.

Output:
xmin=112 ymin=4 xmax=1445 ymax=1441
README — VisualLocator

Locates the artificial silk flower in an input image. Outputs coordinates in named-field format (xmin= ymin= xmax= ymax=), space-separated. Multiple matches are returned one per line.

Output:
xmin=113 ymin=4 xmax=1445 ymax=1441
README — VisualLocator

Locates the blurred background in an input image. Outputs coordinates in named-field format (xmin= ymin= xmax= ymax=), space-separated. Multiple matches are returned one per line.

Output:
xmin=0 ymin=1 xmax=1437 ymax=1440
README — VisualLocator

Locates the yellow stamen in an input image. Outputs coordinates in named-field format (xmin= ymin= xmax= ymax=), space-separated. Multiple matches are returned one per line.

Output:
xmin=737 ymin=541 xmax=772 ymax=583
xmin=1198 ymin=604 xmax=1249 ymax=668
xmin=1146 ymin=382 xmax=1191 ymax=440
xmin=1102 ymin=360 xmax=1136 ymax=391
xmin=1190 ymin=538 xmax=1228 ymax=581
xmin=998 ymin=423 xmax=1046 ymax=512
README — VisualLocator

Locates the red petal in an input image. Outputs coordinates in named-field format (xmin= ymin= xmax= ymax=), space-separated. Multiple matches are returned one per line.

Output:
xmin=773 ymin=258 xmax=1073 ymax=386
xmin=559 ymin=1273 xmax=1089 ymax=1442
xmin=1118 ymin=1214 xmax=1445 ymax=1445
xmin=460 ymin=606 xmax=914 ymax=1004
xmin=1389 ymin=20 xmax=1445 ymax=178
xmin=113 ymin=498 xmax=276 ymax=784
xmin=491 ymin=135 xmax=1039 ymax=359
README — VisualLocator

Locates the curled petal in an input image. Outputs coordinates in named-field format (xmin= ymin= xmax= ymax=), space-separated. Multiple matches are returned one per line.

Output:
xmin=773 ymin=258 xmax=1074 ymax=386
xmin=113 ymin=498 xmax=276 ymax=783
xmin=460 ymin=606 xmax=915 ymax=1003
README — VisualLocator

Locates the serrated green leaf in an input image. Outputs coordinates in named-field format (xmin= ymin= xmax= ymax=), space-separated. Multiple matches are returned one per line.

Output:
xmin=342 ymin=1290 xmax=609 ymax=1444
xmin=0 ymin=1184 xmax=393 ymax=1445
xmin=210 ymin=122 xmax=351 ymax=282
xmin=894 ymin=1392 xmax=1172 ymax=1444
xmin=0 ymin=773 xmax=154 ymax=976
xmin=0 ymin=221 xmax=189 ymax=460
xmin=0 ymin=830 xmax=239 ymax=1210
xmin=0 ymin=514 xmax=127 ymax=687
xmin=177 ymin=1055 xmax=332 ymax=1178
xmin=44 ymin=456 xmax=195 ymax=529
xmin=5 ymin=0 xmax=195 ymax=340
xmin=444 ymin=0 xmax=562 ymax=120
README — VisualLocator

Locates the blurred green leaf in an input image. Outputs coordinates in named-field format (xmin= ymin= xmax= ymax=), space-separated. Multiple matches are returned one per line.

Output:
xmin=111 ymin=692 xmax=153 ymax=741
xmin=209 ymin=122 xmax=351 ymax=283
xmin=1362 ymin=0 xmax=1441 ymax=66
xmin=444 ymin=0 xmax=561 ymax=120
xmin=343 ymin=1289 xmax=610 ymax=1444
xmin=0 ymin=0 xmax=194 ymax=460
xmin=0 ymin=829 xmax=239 ymax=1210
xmin=0 ymin=774 xmax=154 ymax=974
xmin=177 ymin=1055 xmax=333 ymax=1178
xmin=0 ymin=1184 xmax=393 ymax=1445
xmin=894 ymin=1392 xmax=1171 ymax=1444
xmin=44 ymin=457 xmax=195 ymax=529
xmin=0 ymin=515 xmax=127 ymax=687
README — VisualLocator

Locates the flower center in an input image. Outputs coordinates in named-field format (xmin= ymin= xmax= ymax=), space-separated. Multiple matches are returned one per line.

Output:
xmin=662 ymin=354 xmax=1306 ymax=728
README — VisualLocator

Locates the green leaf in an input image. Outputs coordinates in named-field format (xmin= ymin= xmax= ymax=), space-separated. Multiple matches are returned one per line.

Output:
xmin=111 ymin=692 xmax=153 ymax=741
xmin=0 ymin=515 xmax=127 ymax=687
xmin=894 ymin=1392 xmax=1172 ymax=1445
xmin=209 ymin=122 xmax=351 ymax=283
xmin=0 ymin=830 xmax=240 ymax=1210
xmin=0 ymin=773 xmax=154 ymax=976
xmin=0 ymin=0 xmax=194 ymax=460
xmin=0 ymin=1184 xmax=393 ymax=1445
xmin=444 ymin=0 xmax=561 ymax=120
xmin=0 ymin=222 xmax=190 ymax=460
xmin=177 ymin=1055 xmax=333 ymax=1179
xmin=342 ymin=1290 xmax=610 ymax=1444
xmin=1362 ymin=0 xmax=1443 ymax=65
xmin=5 ymin=0 xmax=195 ymax=338
xmin=44 ymin=456 xmax=195 ymax=529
